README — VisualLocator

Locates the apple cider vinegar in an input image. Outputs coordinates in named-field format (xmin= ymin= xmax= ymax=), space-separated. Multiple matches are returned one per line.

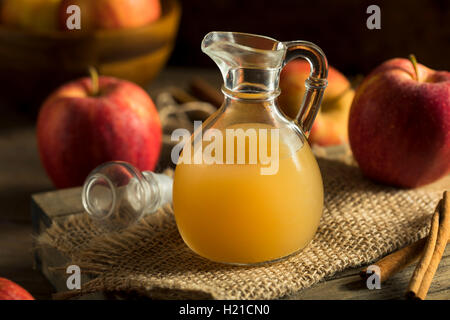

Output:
xmin=81 ymin=31 xmax=329 ymax=266
xmin=173 ymin=123 xmax=323 ymax=264
xmin=172 ymin=31 xmax=328 ymax=265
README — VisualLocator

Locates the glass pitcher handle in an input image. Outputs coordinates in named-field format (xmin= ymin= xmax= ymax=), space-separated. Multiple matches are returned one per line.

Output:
xmin=282 ymin=41 xmax=328 ymax=135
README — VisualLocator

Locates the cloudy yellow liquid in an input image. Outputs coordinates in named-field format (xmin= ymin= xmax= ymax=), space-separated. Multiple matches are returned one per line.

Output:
xmin=173 ymin=123 xmax=323 ymax=264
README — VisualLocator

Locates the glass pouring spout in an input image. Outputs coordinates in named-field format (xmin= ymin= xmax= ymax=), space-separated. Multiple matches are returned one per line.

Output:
xmin=82 ymin=161 xmax=173 ymax=230
xmin=201 ymin=31 xmax=328 ymax=135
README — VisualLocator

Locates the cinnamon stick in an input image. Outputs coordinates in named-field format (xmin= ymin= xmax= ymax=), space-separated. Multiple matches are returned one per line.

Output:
xmin=405 ymin=202 xmax=441 ymax=297
xmin=189 ymin=77 xmax=223 ymax=108
xmin=406 ymin=191 xmax=450 ymax=300
xmin=166 ymin=86 xmax=198 ymax=104
xmin=360 ymin=194 xmax=448 ymax=285
xmin=360 ymin=237 xmax=426 ymax=283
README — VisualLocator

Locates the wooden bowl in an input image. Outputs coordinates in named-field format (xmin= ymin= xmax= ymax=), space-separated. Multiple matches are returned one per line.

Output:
xmin=0 ymin=0 xmax=181 ymax=112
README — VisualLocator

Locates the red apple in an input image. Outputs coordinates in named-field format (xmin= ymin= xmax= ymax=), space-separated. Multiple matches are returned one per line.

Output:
xmin=279 ymin=60 xmax=355 ymax=146
xmin=37 ymin=70 xmax=162 ymax=188
xmin=348 ymin=56 xmax=450 ymax=188
xmin=59 ymin=0 xmax=161 ymax=31
xmin=0 ymin=278 xmax=34 ymax=300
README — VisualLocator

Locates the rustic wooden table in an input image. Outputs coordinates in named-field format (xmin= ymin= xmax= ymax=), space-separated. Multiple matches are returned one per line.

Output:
xmin=1 ymin=68 xmax=449 ymax=300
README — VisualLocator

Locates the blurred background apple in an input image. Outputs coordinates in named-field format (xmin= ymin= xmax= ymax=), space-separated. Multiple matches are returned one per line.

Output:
xmin=59 ymin=0 xmax=161 ymax=31
xmin=0 ymin=0 xmax=180 ymax=113
xmin=94 ymin=0 xmax=161 ymax=29
xmin=1 ymin=0 xmax=61 ymax=31
xmin=279 ymin=60 xmax=355 ymax=146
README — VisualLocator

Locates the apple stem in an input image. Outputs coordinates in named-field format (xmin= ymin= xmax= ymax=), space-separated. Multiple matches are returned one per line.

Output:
xmin=409 ymin=54 xmax=420 ymax=82
xmin=88 ymin=66 xmax=99 ymax=96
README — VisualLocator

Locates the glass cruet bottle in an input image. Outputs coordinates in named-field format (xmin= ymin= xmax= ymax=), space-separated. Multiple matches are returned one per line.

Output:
xmin=81 ymin=31 xmax=328 ymax=266
xmin=172 ymin=32 xmax=329 ymax=265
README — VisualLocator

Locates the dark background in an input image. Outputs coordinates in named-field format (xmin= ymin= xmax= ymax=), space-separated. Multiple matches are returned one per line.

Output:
xmin=168 ymin=0 xmax=450 ymax=75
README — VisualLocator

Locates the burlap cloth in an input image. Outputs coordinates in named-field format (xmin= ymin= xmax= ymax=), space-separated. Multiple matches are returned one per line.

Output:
xmin=36 ymin=92 xmax=449 ymax=299
xmin=37 ymin=150 xmax=449 ymax=300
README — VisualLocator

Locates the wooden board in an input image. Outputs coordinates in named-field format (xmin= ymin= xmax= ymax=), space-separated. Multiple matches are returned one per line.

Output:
xmin=31 ymin=187 xmax=450 ymax=300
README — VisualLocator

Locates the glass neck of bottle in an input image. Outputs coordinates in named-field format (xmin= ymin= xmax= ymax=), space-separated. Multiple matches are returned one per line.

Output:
xmin=222 ymin=68 xmax=281 ymax=101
